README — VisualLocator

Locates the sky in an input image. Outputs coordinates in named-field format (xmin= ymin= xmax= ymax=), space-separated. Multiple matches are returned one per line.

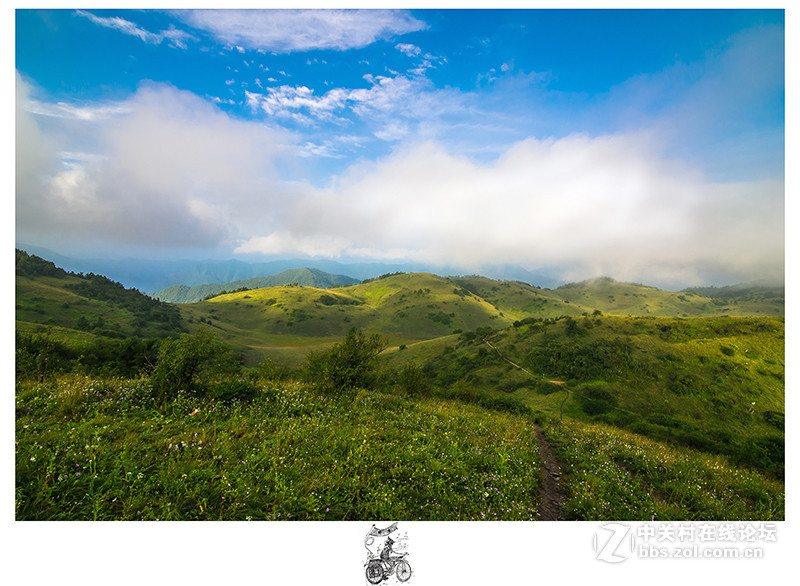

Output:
xmin=14 ymin=7 xmax=786 ymax=288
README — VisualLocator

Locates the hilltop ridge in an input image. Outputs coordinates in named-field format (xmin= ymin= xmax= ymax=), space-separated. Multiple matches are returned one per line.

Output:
xmin=153 ymin=267 xmax=359 ymax=303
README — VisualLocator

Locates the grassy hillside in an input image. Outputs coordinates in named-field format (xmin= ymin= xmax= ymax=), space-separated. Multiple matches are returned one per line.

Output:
xmin=16 ymin=250 xmax=183 ymax=340
xmin=15 ymin=375 xmax=782 ymax=521
xmin=178 ymin=273 xmax=515 ymax=365
xmin=384 ymin=314 xmax=784 ymax=478
xmin=542 ymin=419 xmax=783 ymax=520
xmin=16 ymin=378 xmax=543 ymax=520
xmin=450 ymin=275 xmax=784 ymax=318
xmin=549 ymin=277 xmax=784 ymax=316
xmin=15 ymin=254 xmax=785 ymax=522
xmin=178 ymin=271 xmax=784 ymax=368
xmin=153 ymin=267 xmax=359 ymax=303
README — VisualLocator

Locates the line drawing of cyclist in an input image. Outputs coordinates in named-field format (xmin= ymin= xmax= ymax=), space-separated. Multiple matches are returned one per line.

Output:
xmin=380 ymin=536 xmax=397 ymax=562
xmin=364 ymin=524 xmax=412 ymax=583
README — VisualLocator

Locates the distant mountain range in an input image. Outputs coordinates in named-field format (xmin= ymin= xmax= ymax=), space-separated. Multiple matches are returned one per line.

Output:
xmin=15 ymin=243 xmax=566 ymax=292
xmin=153 ymin=268 xmax=359 ymax=303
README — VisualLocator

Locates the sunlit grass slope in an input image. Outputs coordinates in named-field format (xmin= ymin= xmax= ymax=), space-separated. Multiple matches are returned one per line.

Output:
xmin=543 ymin=419 xmax=783 ymax=520
xmin=16 ymin=377 xmax=541 ymax=521
xmin=176 ymin=272 xmax=784 ymax=367
xmin=386 ymin=314 xmax=784 ymax=478
xmin=179 ymin=273 xmax=515 ymax=365
xmin=548 ymin=277 xmax=784 ymax=317
xmin=16 ymin=375 xmax=783 ymax=521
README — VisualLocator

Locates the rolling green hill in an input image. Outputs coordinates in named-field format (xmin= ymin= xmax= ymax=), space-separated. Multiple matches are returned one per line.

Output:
xmin=15 ymin=249 xmax=183 ymax=340
xmin=549 ymin=277 xmax=784 ymax=316
xmin=450 ymin=275 xmax=784 ymax=318
xmin=153 ymin=267 xmax=359 ymax=303
xmin=177 ymin=272 xmax=518 ymax=365
xmin=176 ymin=272 xmax=783 ymax=366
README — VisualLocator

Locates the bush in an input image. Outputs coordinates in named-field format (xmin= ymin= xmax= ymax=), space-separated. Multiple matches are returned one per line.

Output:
xmin=398 ymin=362 xmax=431 ymax=396
xmin=304 ymin=328 xmax=385 ymax=394
xmin=206 ymin=380 xmax=260 ymax=403
xmin=150 ymin=329 xmax=238 ymax=402
xmin=763 ymin=410 xmax=785 ymax=430
xmin=248 ymin=358 xmax=293 ymax=382
xmin=16 ymin=331 xmax=72 ymax=381
xmin=576 ymin=383 xmax=619 ymax=416
xmin=474 ymin=394 xmax=532 ymax=416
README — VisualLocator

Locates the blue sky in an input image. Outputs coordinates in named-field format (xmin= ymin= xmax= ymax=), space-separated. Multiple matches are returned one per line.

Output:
xmin=15 ymin=8 xmax=785 ymax=287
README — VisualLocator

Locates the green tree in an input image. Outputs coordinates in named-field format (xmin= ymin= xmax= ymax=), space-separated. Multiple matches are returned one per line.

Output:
xmin=304 ymin=328 xmax=385 ymax=394
xmin=150 ymin=329 xmax=238 ymax=402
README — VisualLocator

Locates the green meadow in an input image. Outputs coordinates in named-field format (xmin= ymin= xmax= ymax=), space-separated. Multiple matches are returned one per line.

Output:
xmin=15 ymin=251 xmax=784 ymax=521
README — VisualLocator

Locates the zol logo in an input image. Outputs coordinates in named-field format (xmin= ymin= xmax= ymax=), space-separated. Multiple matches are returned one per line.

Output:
xmin=593 ymin=523 xmax=635 ymax=563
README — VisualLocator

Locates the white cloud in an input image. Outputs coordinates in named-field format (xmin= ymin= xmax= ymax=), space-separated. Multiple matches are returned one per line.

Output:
xmin=76 ymin=10 xmax=195 ymax=49
xmin=235 ymin=136 xmax=784 ymax=287
xmin=16 ymin=80 xmax=295 ymax=250
xmin=248 ymin=85 xmax=351 ymax=124
xmin=246 ymin=72 xmax=458 ymax=140
xmin=24 ymin=99 xmax=131 ymax=121
xmin=395 ymin=43 xmax=421 ymax=57
xmin=175 ymin=9 xmax=426 ymax=53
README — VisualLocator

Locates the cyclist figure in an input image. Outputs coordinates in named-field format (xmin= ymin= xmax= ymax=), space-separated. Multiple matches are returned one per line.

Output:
xmin=381 ymin=536 xmax=397 ymax=562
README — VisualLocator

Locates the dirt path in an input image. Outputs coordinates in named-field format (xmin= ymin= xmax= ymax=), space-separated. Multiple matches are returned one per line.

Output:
xmin=533 ymin=424 xmax=566 ymax=521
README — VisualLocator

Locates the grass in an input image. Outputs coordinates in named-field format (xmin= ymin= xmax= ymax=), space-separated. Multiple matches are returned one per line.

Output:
xmin=381 ymin=314 xmax=785 ymax=482
xmin=16 ymin=376 xmax=542 ymax=521
xmin=541 ymin=419 xmax=784 ymax=521
xmin=16 ymin=373 xmax=784 ymax=522
xmin=14 ymin=263 xmax=786 ymax=523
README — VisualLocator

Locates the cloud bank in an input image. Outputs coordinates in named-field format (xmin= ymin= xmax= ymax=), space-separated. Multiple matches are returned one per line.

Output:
xmin=235 ymin=136 xmax=784 ymax=287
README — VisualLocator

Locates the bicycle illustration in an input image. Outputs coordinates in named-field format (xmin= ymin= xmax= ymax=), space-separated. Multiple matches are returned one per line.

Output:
xmin=364 ymin=524 xmax=412 ymax=584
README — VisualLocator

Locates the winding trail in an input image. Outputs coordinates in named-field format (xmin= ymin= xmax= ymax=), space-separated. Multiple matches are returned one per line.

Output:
xmin=481 ymin=338 xmax=567 ymax=519
xmin=533 ymin=424 xmax=566 ymax=521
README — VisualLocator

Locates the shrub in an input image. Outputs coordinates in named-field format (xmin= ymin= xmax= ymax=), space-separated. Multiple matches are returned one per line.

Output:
xmin=763 ymin=411 xmax=785 ymax=430
xmin=448 ymin=379 xmax=476 ymax=402
xmin=206 ymin=380 xmax=260 ymax=403
xmin=576 ymin=383 xmax=619 ymax=416
xmin=15 ymin=331 xmax=72 ymax=381
xmin=304 ymin=328 xmax=385 ymax=394
xmin=248 ymin=359 xmax=292 ymax=382
xmin=150 ymin=329 xmax=238 ymax=402
xmin=398 ymin=362 xmax=431 ymax=396
xmin=474 ymin=394 xmax=532 ymax=416
xmin=665 ymin=369 xmax=706 ymax=396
